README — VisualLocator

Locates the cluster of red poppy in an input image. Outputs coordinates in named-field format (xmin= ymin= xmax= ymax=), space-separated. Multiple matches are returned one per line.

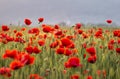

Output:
xmin=24 ymin=17 xmax=44 ymax=25
xmin=0 ymin=18 xmax=119 ymax=79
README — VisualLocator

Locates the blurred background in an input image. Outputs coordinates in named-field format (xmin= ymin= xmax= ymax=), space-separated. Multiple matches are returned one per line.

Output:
xmin=0 ymin=0 xmax=120 ymax=26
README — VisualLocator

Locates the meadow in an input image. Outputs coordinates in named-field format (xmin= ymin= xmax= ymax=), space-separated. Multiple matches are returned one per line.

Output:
xmin=0 ymin=18 xmax=120 ymax=79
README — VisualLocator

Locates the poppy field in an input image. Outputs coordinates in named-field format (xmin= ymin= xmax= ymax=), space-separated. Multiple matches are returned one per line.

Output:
xmin=0 ymin=18 xmax=120 ymax=79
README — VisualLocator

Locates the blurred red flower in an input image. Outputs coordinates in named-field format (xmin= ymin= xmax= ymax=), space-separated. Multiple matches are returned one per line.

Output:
xmin=56 ymin=47 xmax=65 ymax=54
xmin=21 ymin=27 xmax=26 ymax=31
xmin=118 ymin=39 xmax=120 ymax=44
xmin=25 ymin=45 xmax=33 ymax=54
xmin=50 ymin=40 xmax=59 ymax=48
xmin=38 ymin=17 xmax=44 ymax=23
xmin=113 ymin=30 xmax=120 ymax=37
xmin=28 ymin=28 xmax=40 ymax=35
xmin=87 ymin=55 xmax=97 ymax=63
xmin=78 ymin=29 xmax=83 ymax=34
xmin=14 ymin=37 xmax=26 ymax=43
xmin=87 ymin=75 xmax=93 ymax=79
xmin=2 ymin=25 xmax=9 ymax=31
xmin=64 ymin=48 xmax=72 ymax=56
xmin=82 ymin=43 xmax=87 ymax=48
xmin=38 ymin=40 xmax=45 ymax=46
xmin=86 ymin=47 xmax=96 ymax=56
xmin=33 ymin=46 xmax=41 ymax=54
xmin=96 ymin=70 xmax=101 ymax=77
xmin=94 ymin=30 xmax=102 ymax=38
xmin=3 ymin=49 xmax=19 ymax=59
xmin=116 ymin=48 xmax=120 ymax=54
xmin=83 ymin=54 xmax=86 ymax=59
xmin=6 ymin=36 xmax=14 ymax=42
xmin=75 ymin=23 xmax=82 ymax=29
xmin=17 ymin=53 xmax=35 ymax=65
xmin=24 ymin=18 xmax=32 ymax=25
xmin=16 ymin=32 xmax=23 ymax=37
xmin=106 ymin=19 xmax=112 ymax=24
xmin=42 ymin=25 xmax=52 ymax=33
xmin=61 ymin=38 xmax=73 ymax=47
xmin=108 ymin=44 xmax=114 ymax=50
xmin=29 ymin=74 xmax=43 ymax=79
xmin=13 ymin=30 xmax=17 ymax=33
xmin=10 ymin=60 xmax=23 ymax=70
xmin=65 ymin=57 xmax=81 ymax=68
xmin=70 ymin=74 xmax=80 ymax=79
xmin=54 ymin=24 xmax=59 ymax=29
xmin=0 ymin=67 xmax=11 ymax=78
xmin=55 ymin=30 xmax=63 ymax=36
xmin=108 ymin=39 xmax=115 ymax=45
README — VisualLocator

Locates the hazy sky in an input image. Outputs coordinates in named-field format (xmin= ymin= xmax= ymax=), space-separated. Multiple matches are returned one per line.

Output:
xmin=0 ymin=0 xmax=120 ymax=25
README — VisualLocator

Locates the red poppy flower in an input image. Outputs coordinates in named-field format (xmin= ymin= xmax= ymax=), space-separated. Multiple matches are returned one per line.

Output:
xmin=86 ymin=47 xmax=96 ymax=56
xmin=33 ymin=46 xmax=41 ymax=54
xmin=56 ymin=47 xmax=65 ymax=54
xmin=24 ymin=18 xmax=32 ymax=25
xmin=14 ymin=37 xmax=26 ymax=43
xmin=16 ymin=53 xmax=35 ymax=65
xmin=96 ymin=70 xmax=101 ymax=77
xmin=87 ymin=55 xmax=97 ymax=63
xmin=38 ymin=40 xmax=45 ymax=46
xmin=108 ymin=44 xmax=114 ymax=50
xmin=60 ymin=38 xmax=73 ymax=47
xmin=50 ymin=41 xmax=59 ymax=48
xmin=16 ymin=32 xmax=23 ymax=37
xmin=22 ymin=54 xmax=34 ymax=65
xmin=116 ymin=48 xmax=120 ymax=54
xmin=108 ymin=39 xmax=115 ymax=45
xmin=82 ymin=43 xmax=87 ymax=48
xmin=25 ymin=46 xmax=33 ymax=54
xmin=118 ymin=39 xmax=120 ymax=44
xmin=94 ymin=30 xmax=102 ymax=38
xmin=66 ymin=35 xmax=74 ymax=39
xmin=64 ymin=62 xmax=71 ymax=68
xmin=29 ymin=74 xmax=43 ymax=79
xmin=6 ymin=36 xmax=14 ymax=42
xmin=78 ymin=29 xmax=83 ymax=34
xmin=38 ymin=17 xmax=44 ymax=23
xmin=82 ymin=33 xmax=88 ymax=38
xmin=55 ymin=30 xmax=63 ymax=36
xmin=65 ymin=57 xmax=81 ymax=68
xmin=83 ymin=54 xmax=86 ymax=59
xmin=64 ymin=48 xmax=72 ymax=56
xmin=75 ymin=23 xmax=82 ymax=29
xmin=54 ymin=24 xmax=59 ymax=29
xmin=2 ymin=25 xmax=9 ymax=31
xmin=10 ymin=60 xmax=23 ymax=70
xmin=106 ymin=19 xmax=112 ymax=24
xmin=0 ymin=33 xmax=14 ymax=42
xmin=70 ymin=74 xmax=80 ymax=79
xmin=28 ymin=28 xmax=40 ymax=34
xmin=0 ymin=67 xmax=11 ymax=78
xmin=113 ymin=30 xmax=120 ymax=37
xmin=3 ymin=49 xmax=19 ymax=59
xmin=87 ymin=75 xmax=93 ymax=79
xmin=25 ymin=56 xmax=35 ymax=65
xmin=21 ymin=27 xmax=26 ymax=31
xmin=13 ymin=30 xmax=17 ymax=33
xmin=67 ymin=43 xmax=75 ymax=49
xmin=42 ymin=25 xmax=52 ymax=33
